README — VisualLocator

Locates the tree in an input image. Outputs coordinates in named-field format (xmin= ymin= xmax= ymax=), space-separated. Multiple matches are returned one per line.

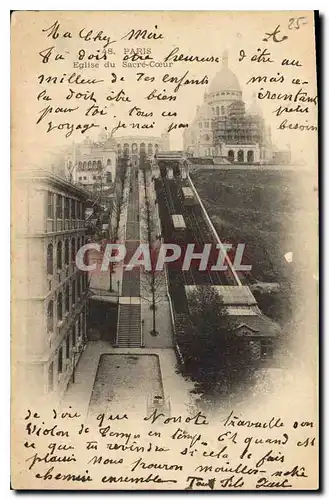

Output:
xmin=180 ymin=285 xmax=255 ymax=400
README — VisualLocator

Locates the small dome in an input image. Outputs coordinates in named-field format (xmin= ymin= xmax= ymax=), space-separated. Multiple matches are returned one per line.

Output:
xmin=208 ymin=51 xmax=241 ymax=95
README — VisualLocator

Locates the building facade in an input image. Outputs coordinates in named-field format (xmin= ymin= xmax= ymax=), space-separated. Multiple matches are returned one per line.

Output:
xmin=183 ymin=51 xmax=290 ymax=164
xmin=66 ymin=136 xmax=117 ymax=190
xmin=14 ymin=170 xmax=90 ymax=405
xmin=115 ymin=133 xmax=170 ymax=165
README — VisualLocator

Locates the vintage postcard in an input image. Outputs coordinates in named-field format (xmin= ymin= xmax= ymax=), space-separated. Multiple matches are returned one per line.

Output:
xmin=11 ymin=11 xmax=319 ymax=490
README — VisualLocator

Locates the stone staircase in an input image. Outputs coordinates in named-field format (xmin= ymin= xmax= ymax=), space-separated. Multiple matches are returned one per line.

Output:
xmin=117 ymin=304 xmax=141 ymax=347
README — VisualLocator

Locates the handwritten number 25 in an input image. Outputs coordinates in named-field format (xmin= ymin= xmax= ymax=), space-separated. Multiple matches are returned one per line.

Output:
xmin=288 ymin=17 xmax=307 ymax=30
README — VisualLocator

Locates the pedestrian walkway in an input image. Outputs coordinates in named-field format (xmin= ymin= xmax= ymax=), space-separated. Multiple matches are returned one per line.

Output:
xmin=116 ymin=165 xmax=142 ymax=346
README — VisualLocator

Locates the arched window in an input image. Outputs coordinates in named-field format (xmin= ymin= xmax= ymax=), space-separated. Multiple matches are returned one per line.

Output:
xmin=216 ymin=106 xmax=219 ymax=115
xmin=47 ymin=301 xmax=53 ymax=333
xmin=65 ymin=284 xmax=70 ymax=313
xmin=107 ymin=158 xmax=111 ymax=165
xmin=228 ymin=150 xmax=235 ymax=162
xmin=57 ymin=241 xmax=62 ymax=270
xmin=47 ymin=243 xmax=53 ymax=275
xmin=87 ymin=161 xmax=91 ymax=169
xmin=237 ymin=150 xmax=244 ymax=162
xmin=140 ymin=143 xmax=146 ymax=153
xmin=64 ymin=240 xmax=69 ymax=266
xmin=71 ymin=238 xmax=76 ymax=265
xmin=92 ymin=160 xmax=97 ymax=169
xmin=83 ymin=161 xmax=87 ymax=169
xmin=247 ymin=150 xmax=254 ymax=163
xmin=148 ymin=144 xmax=153 ymax=155
xmin=57 ymin=292 xmax=63 ymax=322
xmin=97 ymin=160 xmax=102 ymax=170
xmin=132 ymin=143 xmax=138 ymax=153
xmin=68 ymin=161 xmax=72 ymax=170
xmin=221 ymin=106 xmax=225 ymax=115
xmin=154 ymin=144 xmax=159 ymax=154
xmin=204 ymin=121 xmax=209 ymax=128
xmin=78 ymin=161 xmax=82 ymax=169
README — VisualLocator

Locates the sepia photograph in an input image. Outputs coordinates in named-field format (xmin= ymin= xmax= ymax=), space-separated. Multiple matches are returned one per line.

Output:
xmin=11 ymin=10 xmax=319 ymax=490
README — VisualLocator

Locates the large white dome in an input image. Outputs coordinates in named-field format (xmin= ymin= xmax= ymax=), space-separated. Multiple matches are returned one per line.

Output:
xmin=208 ymin=51 xmax=241 ymax=95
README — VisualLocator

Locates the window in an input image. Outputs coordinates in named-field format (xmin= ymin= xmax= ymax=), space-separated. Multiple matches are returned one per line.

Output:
xmin=247 ymin=150 xmax=254 ymax=163
xmin=57 ymin=241 xmax=62 ymax=270
xmin=71 ymin=238 xmax=76 ymax=265
xmin=216 ymin=107 xmax=219 ymax=116
xmin=72 ymin=279 xmax=76 ymax=305
xmin=80 ymin=312 xmax=84 ymax=338
xmin=77 ymin=315 xmax=81 ymax=338
xmin=47 ymin=192 xmax=54 ymax=219
xmin=77 ymin=237 xmax=80 ymax=254
xmin=57 ymin=292 xmax=63 ymax=321
xmin=71 ymin=199 xmax=76 ymax=219
xmin=56 ymin=194 xmax=63 ymax=219
xmin=64 ymin=240 xmax=69 ymax=266
xmin=106 ymin=172 xmax=112 ymax=183
xmin=78 ymin=176 xmax=82 ymax=181
xmin=64 ymin=198 xmax=70 ymax=219
xmin=72 ymin=325 xmax=76 ymax=348
xmin=221 ymin=106 xmax=225 ymax=115
xmin=58 ymin=347 xmax=63 ymax=374
xmin=93 ymin=175 xmax=96 ymax=180
xmin=65 ymin=284 xmax=70 ymax=313
xmin=97 ymin=160 xmax=102 ymax=169
xmin=66 ymin=335 xmax=70 ymax=359
xmin=47 ymin=301 xmax=53 ymax=333
xmin=107 ymin=159 xmax=111 ymax=166
xmin=83 ymin=176 xmax=87 ymax=180
xmin=47 ymin=243 xmax=53 ymax=275
xmin=77 ymin=275 xmax=81 ymax=298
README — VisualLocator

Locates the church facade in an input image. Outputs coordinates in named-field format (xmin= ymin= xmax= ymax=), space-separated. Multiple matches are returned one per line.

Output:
xmin=183 ymin=51 xmax=290 ymax=165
